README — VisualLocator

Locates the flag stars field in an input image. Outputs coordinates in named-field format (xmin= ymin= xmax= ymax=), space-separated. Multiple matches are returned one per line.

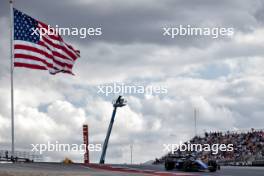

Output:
xmin=13 ymin=8 xmax=80 ymax=75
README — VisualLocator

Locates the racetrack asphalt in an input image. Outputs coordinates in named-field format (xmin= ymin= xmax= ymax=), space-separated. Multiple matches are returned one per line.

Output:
xmin=0 ymin=162 xmax=263 ymax=176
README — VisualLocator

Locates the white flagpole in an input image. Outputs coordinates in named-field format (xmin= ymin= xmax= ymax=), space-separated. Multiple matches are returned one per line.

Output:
xmin=9 ymin=0 xmax=15 ymax=157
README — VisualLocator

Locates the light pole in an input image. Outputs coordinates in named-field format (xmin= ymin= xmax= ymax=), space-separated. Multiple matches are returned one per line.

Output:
xmin=130 ymin=143 xmax=133 ymax=165
xmin=99 ymin=96 xmax=126 ymax=164
xmin=194 ymin=108 xmax=198 ymax=137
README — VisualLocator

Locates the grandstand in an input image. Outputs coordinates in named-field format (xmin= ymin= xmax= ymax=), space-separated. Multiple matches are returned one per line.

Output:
xmin=154 ymin=129 xmax=264 ymax=166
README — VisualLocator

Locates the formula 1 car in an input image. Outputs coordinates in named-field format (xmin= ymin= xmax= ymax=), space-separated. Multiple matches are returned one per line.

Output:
xmin=164 ymin=153 xmax=220 ymax=172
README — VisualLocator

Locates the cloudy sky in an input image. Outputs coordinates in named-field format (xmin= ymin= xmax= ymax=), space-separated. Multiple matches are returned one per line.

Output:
xmin=0 ymin=0 xmax=264 ymax=164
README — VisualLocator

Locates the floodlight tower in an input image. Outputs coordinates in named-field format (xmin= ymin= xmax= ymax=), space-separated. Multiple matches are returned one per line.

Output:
xmin=99 ymin=96 xmax=127 ymax=164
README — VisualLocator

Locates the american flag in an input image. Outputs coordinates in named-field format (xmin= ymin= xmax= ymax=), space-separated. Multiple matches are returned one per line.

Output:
xmin=13 ymin=8 xmax=80 ymax=75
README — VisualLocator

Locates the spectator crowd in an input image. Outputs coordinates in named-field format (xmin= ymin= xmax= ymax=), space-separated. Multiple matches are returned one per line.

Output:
xmin=191 ymin=129 xmax=264 ymax=163
xmin=155 ymin=129 xmax=264 ymax=165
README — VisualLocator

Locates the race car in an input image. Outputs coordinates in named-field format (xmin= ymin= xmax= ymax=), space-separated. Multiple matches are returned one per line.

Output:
xmin=164 ymin=153 xmax=220 ymax=172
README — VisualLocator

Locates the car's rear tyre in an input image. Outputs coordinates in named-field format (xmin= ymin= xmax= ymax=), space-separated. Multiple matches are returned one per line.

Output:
xmin=208 ymin=160 xmax=217 ymax=172
xmin=165 ymin=161 xmax=175 ymax=170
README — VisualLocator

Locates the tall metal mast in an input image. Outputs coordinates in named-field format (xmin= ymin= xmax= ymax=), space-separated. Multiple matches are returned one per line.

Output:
xmin=99 ymin=96 xmax=126 ymax=164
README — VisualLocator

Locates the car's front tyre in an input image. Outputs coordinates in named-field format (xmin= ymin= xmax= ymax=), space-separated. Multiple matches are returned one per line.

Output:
xmin=165 ymin=161 xmax=175 ymax=170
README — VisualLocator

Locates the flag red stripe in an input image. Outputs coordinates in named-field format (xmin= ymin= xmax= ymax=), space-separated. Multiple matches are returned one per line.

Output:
xmin=14 ymin=44 xmax=74 ymax=69
xmin=42 ymin=34 xmax=80 ymax=57
xmin=65 ymin=43 xmax=80 ymax=56
xmin=37 ymin=21 xmax=62 ymax=40
xmin=15 ymin=44 xmax=53 ymax=59
xmin=15 ymin=54 xmax=53 ymax=68
xmin=42 ymin=36 xmax=77 ymax=61
xmin=14 ymin=62 xmax=47 ymax=70
xmin=38 ymin=41 xmax=73 ymax=62
xmin=43 ymin=36 xmax=78 ymax=60
xmin=37 ymin=22 xmax=80 ymax=58
xmin=53 ymin=59 xmax=73 ymax=69
xmin=15 ymin=52 xmax=73 ymax=70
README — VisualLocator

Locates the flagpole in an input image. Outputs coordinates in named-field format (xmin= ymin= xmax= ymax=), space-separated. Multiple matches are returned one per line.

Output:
xmin=9 ymin=0 xmax=15 ymax=157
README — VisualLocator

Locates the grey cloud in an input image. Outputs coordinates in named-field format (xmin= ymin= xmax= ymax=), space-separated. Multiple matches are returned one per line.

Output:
xmin=1 ymin=0 xmax=263 ymax=47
